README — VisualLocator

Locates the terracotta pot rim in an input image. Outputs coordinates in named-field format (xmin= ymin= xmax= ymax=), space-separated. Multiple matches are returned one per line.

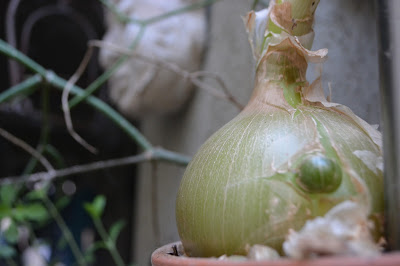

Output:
xmin=151 ymin=241 xmax=400 ymax=266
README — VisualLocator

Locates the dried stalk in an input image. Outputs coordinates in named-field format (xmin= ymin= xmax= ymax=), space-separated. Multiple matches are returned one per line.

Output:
xmin=89 ymin=40 xmax=244 ymax=110
xmin=62 ymin=46 xmax=98 ymax=154
xmin=0 ymin=128 xmax=54 ymax=173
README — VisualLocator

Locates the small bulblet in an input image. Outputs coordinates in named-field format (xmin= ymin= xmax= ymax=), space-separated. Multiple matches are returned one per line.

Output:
xmin=176 ymin=103 xmax=383 ymax=257
xmin=296 ymin=154 xmax=342 ymax=194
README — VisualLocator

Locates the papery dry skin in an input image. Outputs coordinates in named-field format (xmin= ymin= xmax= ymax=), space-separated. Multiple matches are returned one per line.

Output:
xmin=243 ymin=8 xmax=272 ymax=61
xmin=353 ymin=150 xmax=384 ymax=175
xmin=303 ymin=78 xmax=383 ymax=149
xmin=247 ymin=245 xmax=280 ymax=261
xmin=283 ymin=201 xmax=382 ymax=259
xmin=244 ymin=0 xmax=323 ymax=67
xmin=270 ymin=3 xmax=297 ymax=35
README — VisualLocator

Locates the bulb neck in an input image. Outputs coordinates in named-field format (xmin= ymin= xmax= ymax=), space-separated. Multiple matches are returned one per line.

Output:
xmin=245 ymin=0 xmax=322 ymax=109
xmin=256 ymin=46 xmax=308 ymax=84
xmin=251 ymin=44 xmax=308 ymax=108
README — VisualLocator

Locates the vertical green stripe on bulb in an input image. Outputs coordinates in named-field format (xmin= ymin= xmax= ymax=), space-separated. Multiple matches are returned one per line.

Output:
xmin=281 ymin=81 xmax=302 ymax=108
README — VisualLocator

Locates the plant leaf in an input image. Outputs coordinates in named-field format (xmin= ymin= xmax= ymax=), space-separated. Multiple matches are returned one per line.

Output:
xmin=0 ymin=204 xmax=12 ymax=219
xmin=13 ymin=203 xmax=48 ymax=222
xmin=84 ymin=195 xmax=106 ymax=219
xmin=0 ymin=185 xmax=19 ymax=206
xmin=109 ymin=219 xmax=126 ymax=243
xmin=25 ymin=187 xmax=47 ymax=201
xmin=55 ymin=196 xmax=70 ymax=210
xmin=3 ymin=220 xmax=18 ymax=244
xmin=87 ymin=241 xmax=107 ymax=253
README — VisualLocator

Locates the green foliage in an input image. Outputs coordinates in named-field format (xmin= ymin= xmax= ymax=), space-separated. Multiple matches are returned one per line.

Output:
xmin=0 ymin=243 xmax=16 ymax=258
xmin=109 ymin=220 xmax=126 ymax=243
xmin=84 ymin=195 xmax=127 ymax=266
xmin=13 ymin=203 xmax=48 ymax=222
xmin=0 ymin=185 xmax=19 ymax=207
xmin=0 ymin=183 xmax=68 ymax=262
xmin=84 ymin=195 xmax=106 ymax=219
xmin=0 ymin=204 xmax=12 ymax=219
xmin=3 ymin=221 xmax=19 ymax=244
xmin=84 ymin=241 xmax=107 ymax=264
xmin=55 ymin=196 xmax=71 ymax=210
xmin=25 ymin=187 xmax=47 ymax=201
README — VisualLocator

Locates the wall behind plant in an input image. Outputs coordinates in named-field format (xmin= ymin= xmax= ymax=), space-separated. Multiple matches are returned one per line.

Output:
xmin=132 ymin=0 xmax=380 ymax=265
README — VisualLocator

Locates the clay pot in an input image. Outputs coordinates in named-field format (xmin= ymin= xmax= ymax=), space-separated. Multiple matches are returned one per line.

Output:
xmin=151 ymin=242 xmax=400 ymax=266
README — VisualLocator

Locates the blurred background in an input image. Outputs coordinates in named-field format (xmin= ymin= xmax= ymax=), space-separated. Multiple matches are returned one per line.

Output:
xmin=0 ymin=0 xmax=380 ymax=265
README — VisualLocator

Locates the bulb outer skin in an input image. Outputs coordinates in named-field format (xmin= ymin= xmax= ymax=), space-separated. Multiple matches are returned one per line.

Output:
xmin=176 ymin=103 xmax=383 ymax=257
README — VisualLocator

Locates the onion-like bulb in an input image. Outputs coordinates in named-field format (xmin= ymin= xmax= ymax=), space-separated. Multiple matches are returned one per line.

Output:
xmin=176 ymin=0 xmax=383 ymax=257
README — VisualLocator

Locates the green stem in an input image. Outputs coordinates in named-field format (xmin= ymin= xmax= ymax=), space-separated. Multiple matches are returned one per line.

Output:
xmin=23 ymin=146 xmax=44 ymax=175
xmin=152 ymin=148 xmax=191 ymax=166
xmin=0 ymin=74 xmax=41 ymax=103
xmin=23 ymin=84 xmax=51 ymax=175
xmin=43 ymin=196 xmax=87 ymax=266
xmin=286 ymin=0 xmax=320 ymax=19
xmin=0 ymin=39 xmax=152 ymax=151
xmin=45 ymin=144 xmax=66 ymax=168
xmin=68 ymin=26 xmax=146 ymax=109
xmin=0 ymin=40 xmax=47 ymax=75
xmin=276 ymin=0 xmax=320 ymax=36
xmin=92 ymin=217 xmax=125 ymax=266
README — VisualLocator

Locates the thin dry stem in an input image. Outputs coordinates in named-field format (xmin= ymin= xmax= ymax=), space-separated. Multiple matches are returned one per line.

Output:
xmin=62 ymin=47 xmax=98 ymax=154
xmin=0 ymin=127 xmax=54 ymax=173
xmin=0 ymin=148 xmax=189 ymax=185
xmin=0 ymin=151 xmax=149 ymax=185
xmin=89 ymin=40 xmax=244 ymax=110
xmin=190 ymin=71 xmax=245 ymax=110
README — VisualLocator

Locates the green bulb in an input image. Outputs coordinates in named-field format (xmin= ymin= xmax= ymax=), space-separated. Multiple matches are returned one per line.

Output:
xmin=296 ymin=155 xmax=342 ymax=193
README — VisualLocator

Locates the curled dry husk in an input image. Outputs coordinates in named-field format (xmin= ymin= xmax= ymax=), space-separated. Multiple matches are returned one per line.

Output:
xmin=176 ymin=0 xmax=383 ymax=258
xmin=283 ymin=200 xmax=382 ymax=259
xmin=99 ymin=0 xmax=206 ymax=118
